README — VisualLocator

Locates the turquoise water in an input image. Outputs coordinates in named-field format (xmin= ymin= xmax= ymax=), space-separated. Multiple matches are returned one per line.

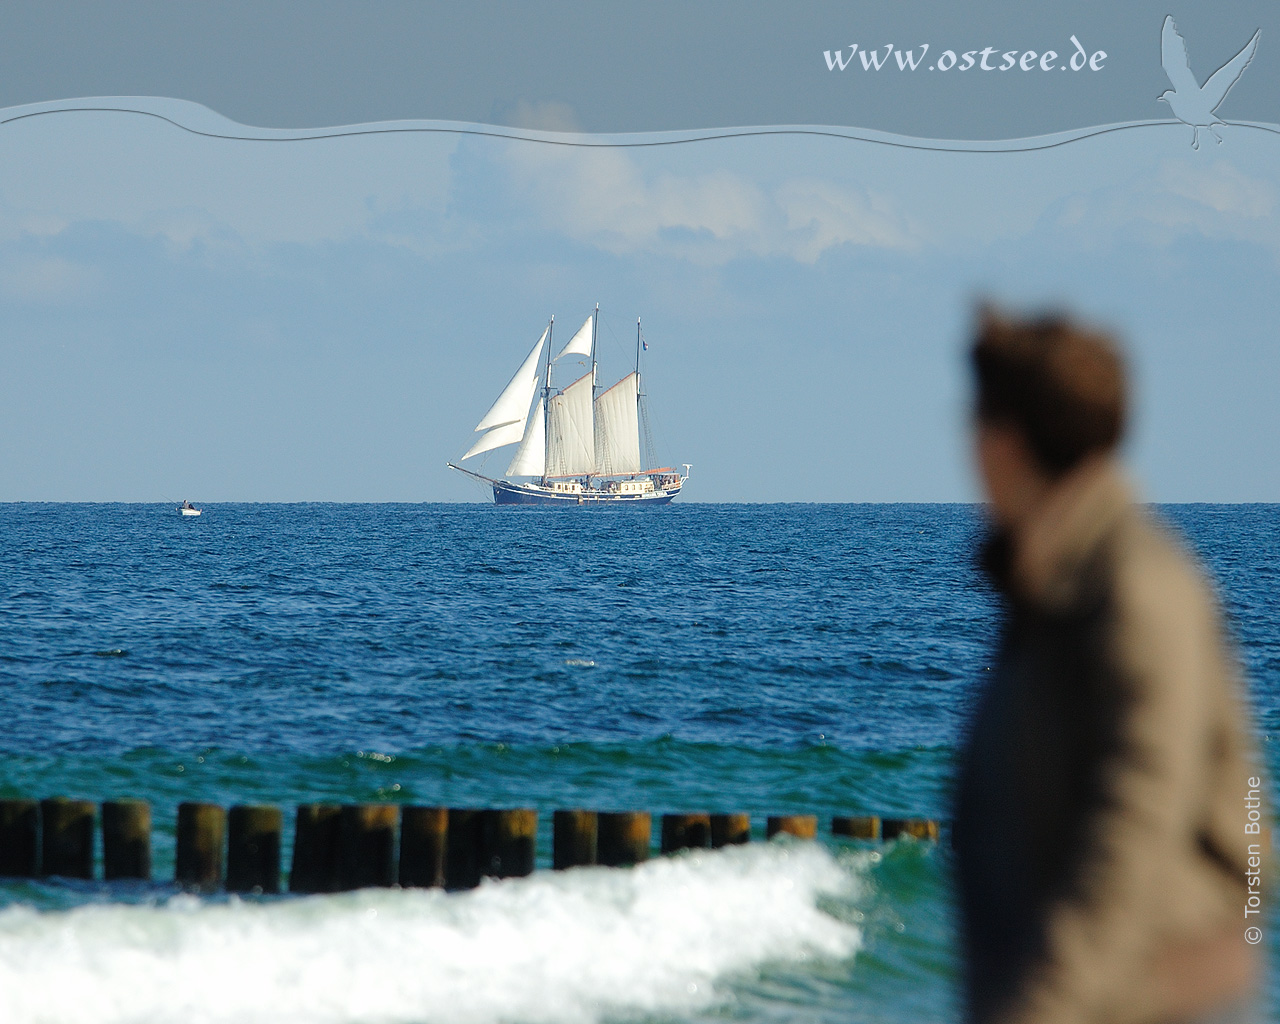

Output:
xmin=0 ymin=502 xmax=1275 ymax=1023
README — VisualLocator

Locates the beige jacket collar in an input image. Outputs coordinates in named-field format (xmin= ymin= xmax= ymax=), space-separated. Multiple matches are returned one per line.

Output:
xmin=1007 ymin=456 xmax=1133 ymax=612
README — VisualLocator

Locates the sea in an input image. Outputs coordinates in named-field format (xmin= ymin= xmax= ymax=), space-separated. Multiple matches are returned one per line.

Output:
xmin=0 ymin=502 xmax=1276 ymax=1024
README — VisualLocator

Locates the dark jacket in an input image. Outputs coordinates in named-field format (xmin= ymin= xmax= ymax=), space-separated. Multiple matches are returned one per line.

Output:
xmin=954 ymin=459 xmax=1263 ymax=1024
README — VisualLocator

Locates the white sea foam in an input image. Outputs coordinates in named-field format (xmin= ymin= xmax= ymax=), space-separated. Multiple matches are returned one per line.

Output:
xmin=0 ymin=842 xmax=861 ymax=1024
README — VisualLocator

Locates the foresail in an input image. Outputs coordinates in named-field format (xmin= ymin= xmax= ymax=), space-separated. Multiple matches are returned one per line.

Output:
xmin=554 ymin=315 xmax=593 ymax=362
xmin=546 ymin=372 xmax=595 ymax=476
xmin=594 ymin=372 xmax=642 ymax=475
xmin=506 ymin=398 xmax=546 ymax=476
xmin=462 ymin=417 xmax=525 ymax=460
xmin=474 ymin=328 xmax=547 ymax=433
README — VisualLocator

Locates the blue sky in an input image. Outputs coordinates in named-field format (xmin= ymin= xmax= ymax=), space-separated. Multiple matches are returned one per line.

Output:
xmin=1 ymin=101 xmax=1277 ymax=501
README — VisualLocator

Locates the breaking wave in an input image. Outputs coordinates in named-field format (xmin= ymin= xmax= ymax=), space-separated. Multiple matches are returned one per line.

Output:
xmin=0 ymin=842 xmax=861 ymax=1024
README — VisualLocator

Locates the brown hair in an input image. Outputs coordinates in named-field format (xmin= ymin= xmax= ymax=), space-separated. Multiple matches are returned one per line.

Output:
xmin=971 ymin=305 xmax=1127 ymax=475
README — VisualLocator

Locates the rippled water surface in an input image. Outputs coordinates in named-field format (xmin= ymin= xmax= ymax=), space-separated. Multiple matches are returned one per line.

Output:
xmin=0 ymin=502 xmax=1276 ymax=1023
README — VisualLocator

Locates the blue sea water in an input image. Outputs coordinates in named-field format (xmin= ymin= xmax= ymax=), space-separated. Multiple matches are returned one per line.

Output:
xmin=0 ymin=502 xmax=1276 ymax=1024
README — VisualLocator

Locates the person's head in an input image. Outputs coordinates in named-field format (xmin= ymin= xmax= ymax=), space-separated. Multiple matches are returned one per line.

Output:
xmin=970 ymin=305 xmax=1127 ymax=528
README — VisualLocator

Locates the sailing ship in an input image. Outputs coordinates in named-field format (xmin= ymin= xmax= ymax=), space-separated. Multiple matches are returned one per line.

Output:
xmin=448 ymin=306 xmax=688 ymax=506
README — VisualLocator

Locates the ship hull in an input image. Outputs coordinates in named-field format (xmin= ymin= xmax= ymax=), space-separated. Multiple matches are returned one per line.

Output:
xmin=493 ymin=480 xmax=678 ymax=507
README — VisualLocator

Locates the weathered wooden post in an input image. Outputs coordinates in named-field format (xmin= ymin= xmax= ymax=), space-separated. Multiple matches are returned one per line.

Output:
xmin=399 ymin=806 xmax=447 ymax=888
xmin=102 ymin=800 xmax=151 ymax=880
xmin=226 ymin=805 xmax=283 ymax=893
xmin=661 ymin=812 xmax=711 ymax=854
xmin=767 ymin=815 xmax=817 ymax=840
xmin=0 ymin=800 xmax=39 ymax=877
xmin=40 ymin=798 xmax=95 ymax=879
xmin=338 ymin=804 xmax=398 ymax=890
xmin=710 ymin=813 xmax=751 ymax=847
xmin=445 ymin=808 xmax=485 ymax=889
xmin=290 ymin=803 xmax=342 ymax=893
xmin=882 ymin=818 xmax=940 ymax=841
xmin=484 ymin=809 xmax=537 ymax=878
xmin=553 ymin=809 xmax=597 ymax=869
xmin=832 ymin=815 xmax=881 ymax=840
xmin=176 ymin=802 xmax=226 ymax=891
xmin=596 ymin=811 xmax=651 ymax=867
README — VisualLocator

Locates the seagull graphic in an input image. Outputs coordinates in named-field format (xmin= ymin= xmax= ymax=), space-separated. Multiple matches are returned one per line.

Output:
xmin=1159 ymin=15 xmax=1260 ymax=150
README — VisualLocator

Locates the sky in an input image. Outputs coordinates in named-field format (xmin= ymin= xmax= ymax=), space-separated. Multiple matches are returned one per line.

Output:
xmin=0 ymin=99 xmax=1278 ymax=502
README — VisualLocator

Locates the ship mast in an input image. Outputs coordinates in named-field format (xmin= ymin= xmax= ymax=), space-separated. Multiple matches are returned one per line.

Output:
xmin=540 ymin=315 xmax=553 ymax=487
xmin=588 ymin=301 xmax=599 ymax=484
xmin=590 ymin=303 xmax=599 ymax=396
xmin=636 ymin=317 xmax=643 ymax=473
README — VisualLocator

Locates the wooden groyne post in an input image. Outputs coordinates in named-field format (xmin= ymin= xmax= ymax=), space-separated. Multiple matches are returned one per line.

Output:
xmin=485 ymin=808 xmax=537 ymax=878
xmin=40 ymin=798 xmax=95 ymax=879
xmin=660 ymin=812 xmax=711 ymax=854
xmin=227 ymin=805 xmax=283 ymax=894
xmin=445 ymin=808 xmax=485 ymax=889
xmin=399 ymin=806 xmax=448 ymax=888
xmin=767 ymin=815 xmax=817 ymax=840
xmin=175 ymin=802 xmax=226 ymax=891
xmin=0 ymin=800 xmax=39 ymax=877
xmin=832 ymin=815 xmax=881 ymax=840
xmin=597 ymin=811 xmax=651 ymax=867
xmin=338 ymin=804 xmax=398 ymax=890
xmin=290 ymin=803 xmax=341 ymax=893
xmin=553 ymin=809 xmax=597 ymax=869
xmin=102 ymin=800 xmax=151 ymax=880
xmin=710 ymin=813 xmax=751 ymax=847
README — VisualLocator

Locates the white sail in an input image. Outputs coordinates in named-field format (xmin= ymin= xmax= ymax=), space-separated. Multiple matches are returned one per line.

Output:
xmin=506 ymin=398 xmax=546 ymax=476
xmin=474 ymin=328 xmax=547 ymax=433
xmin=462 ymin=417 xmax=525 ymax=460
xmin=546 ymin=372 xmax=595 ymax=476
xmin=594 ymin=372 xmax=642 ymax=475
xmin=555 ymin=315 xmax=593 ymax=362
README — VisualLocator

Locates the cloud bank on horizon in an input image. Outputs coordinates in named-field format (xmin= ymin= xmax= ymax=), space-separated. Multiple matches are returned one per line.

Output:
xmin=0 ymin=102 xmax=1276 ymax=501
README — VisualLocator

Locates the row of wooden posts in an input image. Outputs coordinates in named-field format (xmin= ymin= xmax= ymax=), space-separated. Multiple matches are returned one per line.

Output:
xmin=0 ymin=798 xmax=940 ymax=893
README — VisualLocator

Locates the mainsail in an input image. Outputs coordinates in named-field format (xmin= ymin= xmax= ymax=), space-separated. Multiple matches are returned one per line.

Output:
xmin=546 ymin=372 xmax=595 ymax=476
xmin=594 ymin=372 xmax=641 ymax=475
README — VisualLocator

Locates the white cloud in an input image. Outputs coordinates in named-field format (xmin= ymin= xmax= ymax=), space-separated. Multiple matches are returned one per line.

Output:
xmin=139 ymin=208 xmax=237 ymax=253
xmin=1158 ymin=160 xmax=1274 ymax=218
xmin=1049 ymin=157 xmax=1280 ymax=252
xmin=500 ymin=132 xmax=918 ymax=264
xmin=777 ymin=179 xmax=916 ymax=262
xmin=1167 ymin=160 xmax=1274 ymax=217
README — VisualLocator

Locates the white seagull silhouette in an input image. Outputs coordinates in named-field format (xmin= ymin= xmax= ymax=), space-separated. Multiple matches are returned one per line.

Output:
xmin=1159 ymin=15 xmax=1260 ymax=150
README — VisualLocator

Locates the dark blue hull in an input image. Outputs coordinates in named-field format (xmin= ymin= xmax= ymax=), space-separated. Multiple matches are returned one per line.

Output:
xmin=493 ymin=481 xmax=677 ymax=507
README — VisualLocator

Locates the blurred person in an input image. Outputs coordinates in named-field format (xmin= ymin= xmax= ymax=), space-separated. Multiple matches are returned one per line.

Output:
xmin=952 ymin=306 xmax=1267 ymax=1024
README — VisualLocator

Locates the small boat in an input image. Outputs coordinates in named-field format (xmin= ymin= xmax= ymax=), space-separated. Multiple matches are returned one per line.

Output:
xmin=178 ymin=501 xmax=201 ymax=517
xmin=448 ymin=306 xmax=688 ymax=506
